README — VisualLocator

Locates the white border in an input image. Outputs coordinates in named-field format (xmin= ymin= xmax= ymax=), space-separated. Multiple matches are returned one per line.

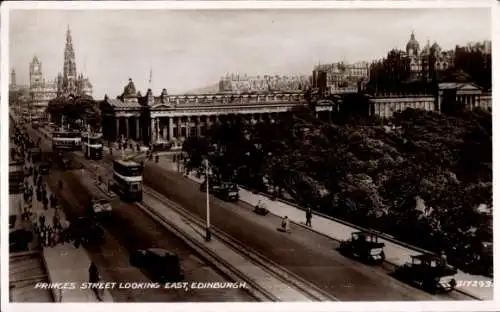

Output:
xmin=1 ymin=1 xmax=498 ymax=312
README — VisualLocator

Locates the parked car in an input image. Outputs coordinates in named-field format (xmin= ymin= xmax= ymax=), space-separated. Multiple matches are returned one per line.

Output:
xmin=338 ymin=231 xmax=386 ymax=264
xmin=394 ymin=254 xmax=457 ymax=293
xmin=130 ymin=248 xmax=184 ymax=282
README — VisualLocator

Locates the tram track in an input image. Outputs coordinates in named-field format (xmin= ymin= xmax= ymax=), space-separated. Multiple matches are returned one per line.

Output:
xmin=74 ymin=151 xmax=337 ymax=301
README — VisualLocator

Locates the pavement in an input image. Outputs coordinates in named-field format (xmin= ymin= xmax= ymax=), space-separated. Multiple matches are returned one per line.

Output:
xmin=154 ymin=154 xmax=493 ymax=301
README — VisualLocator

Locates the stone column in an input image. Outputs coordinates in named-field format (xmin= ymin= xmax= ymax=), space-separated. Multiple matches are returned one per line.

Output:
xmin=155 ymin=118 xmax=160 ymax=141
xmin=163 ymin=123 xmax=167 ymax=141
xmin=115 ymin=117 xmax=120 ymax=141
xmin=185 ymin=116 xmax=191 ymax=138
xmin=150 ymin=117 xmax=155 ymax=144
xmin=197 ymin=116 xmax=202 ymax=136
xmin=135 ymin=117 xmax=140 ymax=141
xmin=125 ymin=117 xmax=130 ymax=139
xmin=168 ymin=117 xmax=174 ymax=141
xmin=177 ymin=117 xmax=181 ymax=139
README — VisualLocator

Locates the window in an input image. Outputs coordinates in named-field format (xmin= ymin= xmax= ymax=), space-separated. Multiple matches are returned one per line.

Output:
xmin=113 ymin=161 xmax=142 ymax=176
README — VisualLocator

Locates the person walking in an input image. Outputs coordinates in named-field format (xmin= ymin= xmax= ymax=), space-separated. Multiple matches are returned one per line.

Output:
xmin=305 ymin=208 xmax=312 ymax=227
xmin=39 ymin=229 xmax=46 ymax=247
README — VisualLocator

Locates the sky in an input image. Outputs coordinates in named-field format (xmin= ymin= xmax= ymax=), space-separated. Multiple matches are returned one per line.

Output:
xmin=9 ymin=8 xmax=491 ymax=99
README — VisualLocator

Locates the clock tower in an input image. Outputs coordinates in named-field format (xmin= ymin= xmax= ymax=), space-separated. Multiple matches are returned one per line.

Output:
xmin=29 ymin=55 xmax=43 ymax=88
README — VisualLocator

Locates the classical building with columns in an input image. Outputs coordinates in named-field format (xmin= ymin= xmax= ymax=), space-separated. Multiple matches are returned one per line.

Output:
xmin=438 ymin=82 xmax=491 ymax=114
xmin=100 ymin=79 xmax=492 ymax=145
xmin=369 ymin=95 xmax=436 ymax=119
xmin=100 ymin=79 xmax=332 ymax=146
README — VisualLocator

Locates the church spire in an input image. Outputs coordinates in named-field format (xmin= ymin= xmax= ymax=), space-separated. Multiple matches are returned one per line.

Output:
xmin=63 ymin=25 xmax=77 ymax=94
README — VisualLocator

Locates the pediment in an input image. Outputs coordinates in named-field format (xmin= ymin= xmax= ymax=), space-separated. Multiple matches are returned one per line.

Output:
xmin=458 ymin=83 xmax=481 ymax=91
xmin=151 ymin=104 xmax=172 ymax=110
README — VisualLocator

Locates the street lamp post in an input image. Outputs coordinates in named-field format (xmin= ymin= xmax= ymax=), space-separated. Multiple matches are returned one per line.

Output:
xmin=87 ymin=124 xmax=91 ymax=158
xmin=204 ymin=158 xmax=211 ymax=242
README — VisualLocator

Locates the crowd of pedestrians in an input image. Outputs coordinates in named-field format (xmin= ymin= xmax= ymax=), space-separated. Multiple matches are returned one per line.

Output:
xmin=14 ymin=125 xmax=77 ymax=250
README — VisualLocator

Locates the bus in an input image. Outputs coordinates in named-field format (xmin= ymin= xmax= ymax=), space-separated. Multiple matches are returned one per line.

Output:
xmin=111 ymin=159 xmax=143 ymax=201
xmin=82 ymin=132 xmax=104 ymax=160
xmin=52 ymin=131 xmax=82 ymax=152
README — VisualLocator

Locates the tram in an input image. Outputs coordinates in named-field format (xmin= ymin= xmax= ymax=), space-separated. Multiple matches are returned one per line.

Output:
xmin=82 ymin=132 xmax=104 ymax=160
xmin=52 ymin=131 xmax=82 ymax=152
xmin=110 ymin=159 xmax=143 ymax=201
xmin=9 ymin=160 xmax=25 ymax=194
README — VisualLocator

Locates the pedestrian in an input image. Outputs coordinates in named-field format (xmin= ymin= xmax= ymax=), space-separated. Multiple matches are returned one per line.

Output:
xmin=40 ymin=229 xmax=46 ymax=247
xmin=281 ymin=216 xmax=290 ymax=233
xmin=50 ymin=228 xmax=56 ymax=247
xmin=43 ymin=199 xmax=48 ymax=210
xmin=305 ymin=208 xmax=312 ymax=227
xmin=440 ymin=251 xmax=448 ymax=267
xmin=54 ymin=228 xmax=60 ymax=245
xmin=45 ymin=227 xmax=50 ymax=247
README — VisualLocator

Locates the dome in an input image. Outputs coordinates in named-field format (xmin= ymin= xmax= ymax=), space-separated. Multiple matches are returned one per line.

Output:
xmin=431 ymin=42 xmax=441 ymax=52
xmin=123 ymin=78 xmax=137 ymax=97
xmin=406 ymin=32 xmax=420 ymax=53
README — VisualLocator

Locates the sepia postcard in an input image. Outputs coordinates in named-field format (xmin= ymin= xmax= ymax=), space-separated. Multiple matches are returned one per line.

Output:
xmin=1 ymin=1 xmax=497 ymax=312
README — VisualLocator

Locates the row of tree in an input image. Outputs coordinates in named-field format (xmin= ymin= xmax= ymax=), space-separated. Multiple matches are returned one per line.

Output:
xmin=182 ymin=105 xmax=492 ymax=275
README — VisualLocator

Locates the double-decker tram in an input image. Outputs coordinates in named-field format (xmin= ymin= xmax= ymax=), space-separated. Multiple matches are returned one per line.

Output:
xmin=9 ymin=160 xmax=25 ymax=194
xmin=111 ymin=159 xmax=143 ymax=201
xmin=82 ymin=132 xmax=103 ymax=160
xmin=52 ymin=131 xmax=82 ymax=152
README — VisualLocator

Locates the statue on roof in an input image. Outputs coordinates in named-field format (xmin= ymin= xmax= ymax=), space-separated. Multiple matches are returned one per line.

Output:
xmin=123 ymin=78 xmax=137 ymax=97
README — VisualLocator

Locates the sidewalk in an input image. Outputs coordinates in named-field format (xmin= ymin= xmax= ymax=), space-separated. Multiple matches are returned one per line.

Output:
xmin=26 ymin=162 xmax=113 ymax=302
xmin=153 ymin=155 xmax=493 ymax=301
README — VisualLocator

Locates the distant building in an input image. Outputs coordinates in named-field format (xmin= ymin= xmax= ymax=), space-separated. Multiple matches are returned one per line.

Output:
xmin=219 ymin=73 xmax=310 ymax=93
xmin=28 ymin=26 xmax=93 ymax=119
xmin=403 ymin=31 xmax=454 ymax=80
xmin=10 ymin=69 xmax=17 ymax=91
xmin=56 ymin=26 xmax=93 ymax=97
xmin=464 ymin=40 xmax=492 ymax=54
xmin=312 ymin=61 xmax=370 ymax=95
xmin=29 ymin=56 xmax=58 ymax=118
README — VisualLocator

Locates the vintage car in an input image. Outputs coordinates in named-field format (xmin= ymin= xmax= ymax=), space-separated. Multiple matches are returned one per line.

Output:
xmin=338 ymin=231 xmax=386 ymax=264
xmin=216 ymin=182 xmax=239 ymax=202
xmin=90 ymin=198 xmax=112 ymax=218
xmin=199 ymin=176 xmax=222 ymax=193
xmin=394 ymin=254 xmax=458 ymax=293
xmin=130 ymin=248 xmax=184 ymax=283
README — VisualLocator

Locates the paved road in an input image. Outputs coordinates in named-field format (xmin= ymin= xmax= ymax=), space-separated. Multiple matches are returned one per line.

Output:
xmin=137 ymin=159 xmax=470 ymax=301
xmin=29 ymin=127 xmax=255 ymax=302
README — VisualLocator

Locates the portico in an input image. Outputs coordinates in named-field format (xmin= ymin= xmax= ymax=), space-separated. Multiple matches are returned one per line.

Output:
xmin=100 ymin=79 xmax=315 ymax=146
xmin=438 ymin=82 xmax=492 ymax=113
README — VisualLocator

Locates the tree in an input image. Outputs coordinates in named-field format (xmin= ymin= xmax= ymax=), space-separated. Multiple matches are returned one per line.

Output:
xmin=46 ymin=95 xmax=100 ymax=130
